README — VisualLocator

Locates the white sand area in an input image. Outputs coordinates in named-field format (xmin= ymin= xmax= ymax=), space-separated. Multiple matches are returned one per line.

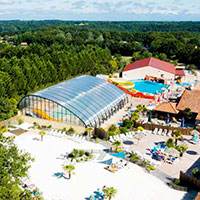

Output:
xmin=13 ymin=131 xmax=188 ymax=200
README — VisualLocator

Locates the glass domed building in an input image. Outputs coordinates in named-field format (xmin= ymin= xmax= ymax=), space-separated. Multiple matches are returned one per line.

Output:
xmin=18 ymin=75 xmax=128 ymax=127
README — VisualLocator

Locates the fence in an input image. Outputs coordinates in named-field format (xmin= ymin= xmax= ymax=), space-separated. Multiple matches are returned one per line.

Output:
xmin=134 ymin=122 xmax=192 ymax=135
xmin=180 ymin=171 xmax=200 ymax=191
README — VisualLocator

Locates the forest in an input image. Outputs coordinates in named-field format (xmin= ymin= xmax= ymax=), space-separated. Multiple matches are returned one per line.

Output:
xmin=0 ymin=20 xmax=200 ymax=33
xmin=0 ymin=21 xmax=200 ymax=121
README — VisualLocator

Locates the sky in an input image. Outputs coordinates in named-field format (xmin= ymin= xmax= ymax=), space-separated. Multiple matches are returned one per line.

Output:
xmin=0 ymin=0 xmax=200 ymax=21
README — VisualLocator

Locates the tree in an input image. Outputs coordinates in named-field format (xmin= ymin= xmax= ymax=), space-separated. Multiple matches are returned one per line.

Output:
xmin=123 ymin=119 xmax=134 ymax=129
xmin=172 ymin=130 xmax=183 ymax=145
xmin=182 ymin=107 xmax=193 ymax=121
xmin=0 ymin=131 xmax=37 ymax=200
xmin=67 ymin=127 xmax=75 ymax=135
xmin=112 ymin=141 xmax=121 ymax=152
xmin=38 ymin=130 xmax=46 ymax=141
xmin=103 ymin=187 xmax=117 ymax=200
xmin=86 ymin=127 xmax=93 ymax=138
xmin=63 ymin=164 xmax=75 ymax=179
xmin=131 ymin=112 xmax=140 ymax=122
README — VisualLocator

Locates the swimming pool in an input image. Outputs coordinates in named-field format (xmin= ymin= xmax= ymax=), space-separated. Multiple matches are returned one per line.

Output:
xmin=129 ymin=80 xmax=169 ymax=94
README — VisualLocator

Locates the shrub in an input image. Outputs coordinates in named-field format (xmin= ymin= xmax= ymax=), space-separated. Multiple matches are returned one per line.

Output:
xmin=146 ymin=164 xmax=156 ymax=172
xmin=165 ymin=138 xmax=175 ymax=148
xmin=176 ymin=145 xmax=188 ymax=153
xmin=89 ymin=154 xmax=93 ymax=159
xmin=67 ymin=127 xmax=75 ymax=135
xmin=47 ymin=125 xmax=52 ymax=129
xmin=18 ymin=118 xmax=24 ymax=125
xmin=33 ymin=122 xmax=38 ymax=126
xmin=96 ymin=138 xmax=99 ymax=143
xmin=137 ymin=126 xmax=144 ymax=131
xmin=119 ymin=127 xmax=127 ymax=134
xmin=190 ymin=168 xmax=200 ymax=179
xmin=123 ymin=119 xmax=134 ymax=129
xmin=108 ymin=124 xmax=117 ymax=132
xmin=76 ymin=159 xmax=80 ymax=163
xmin=174 ymin=179 xmax=181 ymax=185
xmin=138 ymin=160 xmax=148 ymax=167
xmin=62 ymin=127 xmax=67 ymax=132
xmin=129 ymin=153 xmax=140 ymax=164
xmin=85 ymin=157 xmax=88 ymax=161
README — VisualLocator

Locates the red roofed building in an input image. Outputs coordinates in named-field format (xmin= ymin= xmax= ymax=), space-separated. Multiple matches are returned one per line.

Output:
xmin=122 ymin=57 xmax=177 ymax=80
xmin=175 ymin=69 xmax=185 ymax=77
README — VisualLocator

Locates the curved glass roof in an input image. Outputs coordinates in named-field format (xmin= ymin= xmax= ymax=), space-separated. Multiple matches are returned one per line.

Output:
xmin=32 ymin=75 xmax=127 ymax=126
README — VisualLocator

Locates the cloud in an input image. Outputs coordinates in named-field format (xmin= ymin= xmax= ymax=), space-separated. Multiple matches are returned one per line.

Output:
xmin=0 ymin=0 xmax=199 ymax=20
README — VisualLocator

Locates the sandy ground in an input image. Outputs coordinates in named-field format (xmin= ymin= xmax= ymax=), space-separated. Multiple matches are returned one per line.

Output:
xmin=11 ymin=131 xmax=188 ymax=200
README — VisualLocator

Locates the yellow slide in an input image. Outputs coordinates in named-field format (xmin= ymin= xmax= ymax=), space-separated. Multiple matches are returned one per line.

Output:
xmin=33 ymin=109 xmax=61 ymax=122
xmin=108 ymin=78 xmax=137 ymax=90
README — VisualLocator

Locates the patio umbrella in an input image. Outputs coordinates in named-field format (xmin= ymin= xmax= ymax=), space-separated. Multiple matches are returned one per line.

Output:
xmin=181 ymin=117 xmax=185 ymax=128
xmin=164 ymin=147 xmax=179 ymax=157
xmin=148 ymin=112 xmax=152 ymax=123
xmin=190 ymin=130 xmax=199 ymax=136
xmin=166 ymin=114 xmax=170 ymax=124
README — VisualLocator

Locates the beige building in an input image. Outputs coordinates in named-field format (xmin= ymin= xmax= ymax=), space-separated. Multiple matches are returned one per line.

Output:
xmin=122 ymin=57 xmax=178 ymax=80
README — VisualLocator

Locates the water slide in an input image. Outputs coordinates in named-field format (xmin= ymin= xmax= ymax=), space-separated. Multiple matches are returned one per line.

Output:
xmin=33 ymin=109 xmax=61 ymax=122
xmin=108 ymin=79 xmax=154 ymax=100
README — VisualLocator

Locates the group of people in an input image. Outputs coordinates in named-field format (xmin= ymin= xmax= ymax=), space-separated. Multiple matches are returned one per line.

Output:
xmin=89 ymin=186 xmax=106 ymax=200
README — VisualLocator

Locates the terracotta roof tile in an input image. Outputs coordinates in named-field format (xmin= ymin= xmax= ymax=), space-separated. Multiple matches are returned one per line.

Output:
xmin=177 ymin=90 xmax=200 ymax=114
xmin=154 ymin=102 xmax=179 ymax=114
xmin=175 ymin=70 xmax=185 ymax=76
xmin=123 ymin=57 xmax=176 ymax=74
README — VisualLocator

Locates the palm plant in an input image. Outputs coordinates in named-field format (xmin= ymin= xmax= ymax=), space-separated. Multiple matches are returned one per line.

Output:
xmin=131 ymin=112 xmax=140 ymax=122
xmin=112 ymin=141 xmax=121 ymax=152
xmin=63 ymin=164 xmax=75 ymax=179
xmin=103 ymin=187 xmax=117 ymax=200
xmin=182 ymin=107 xmax=193 ymax=121
xmin=38 ymin=130 xmax=46 ymax=141
xmin=86 ymin=127 xmax=93 ymax=138
xmin=172 ymin=130 xmax=183 ymax=145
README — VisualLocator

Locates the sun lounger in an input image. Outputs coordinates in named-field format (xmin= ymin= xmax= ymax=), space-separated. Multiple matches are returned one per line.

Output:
xmin=125 ymin=133 xmax=133 ymax=139
xmin=157 ymin=129 xmax=162 ymax=135
xmin=120 ymin=134 xmax=128 ymax=140
xmin=162 ymin=129 xmax=167 ymax=136
xmin=167 ymin=130 xmax=172 ymax=137
xmin=115 ymin=135 xmax=123 ymax=142
xmin=152 ymin=128 xmax=158 ymax=134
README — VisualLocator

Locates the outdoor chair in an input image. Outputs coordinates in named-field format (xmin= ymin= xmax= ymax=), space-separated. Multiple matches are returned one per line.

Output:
xmin=162 ymin=129 xmax=167 ymax=136
xmin=157 ymin=129 xmax=162 ymax=135
xmin=126 ymin=133 xmax=133 ymax=139
xmin=189 ymin=136 xmax=199 ymax=145
xmin=167 ymin=130 xmax=172 ymax=137
xmin=120 ymin=134 xmax=128 ymax=140
xmin=115 ymin=135 xmax=123 ymax=141
xmin=152 ymin=128 xmax=158 ymax=134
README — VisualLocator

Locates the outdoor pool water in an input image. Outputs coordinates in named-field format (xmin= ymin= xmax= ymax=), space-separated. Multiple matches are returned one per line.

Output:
xmin=129 ymin=80 xmax=169 ymax=94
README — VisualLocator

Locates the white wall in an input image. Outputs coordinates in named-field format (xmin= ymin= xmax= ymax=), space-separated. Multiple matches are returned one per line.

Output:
xmin=122 ymin=66 xmax=175 ymax=80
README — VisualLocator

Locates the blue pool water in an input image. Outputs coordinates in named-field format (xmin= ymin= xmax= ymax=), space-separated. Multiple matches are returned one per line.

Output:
xmin=129 ymin=80 xmax=169 ymax=94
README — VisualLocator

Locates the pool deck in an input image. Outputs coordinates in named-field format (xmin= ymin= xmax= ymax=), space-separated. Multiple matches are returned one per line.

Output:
xmin=122 ymin=132 xmax=200 ymax=179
